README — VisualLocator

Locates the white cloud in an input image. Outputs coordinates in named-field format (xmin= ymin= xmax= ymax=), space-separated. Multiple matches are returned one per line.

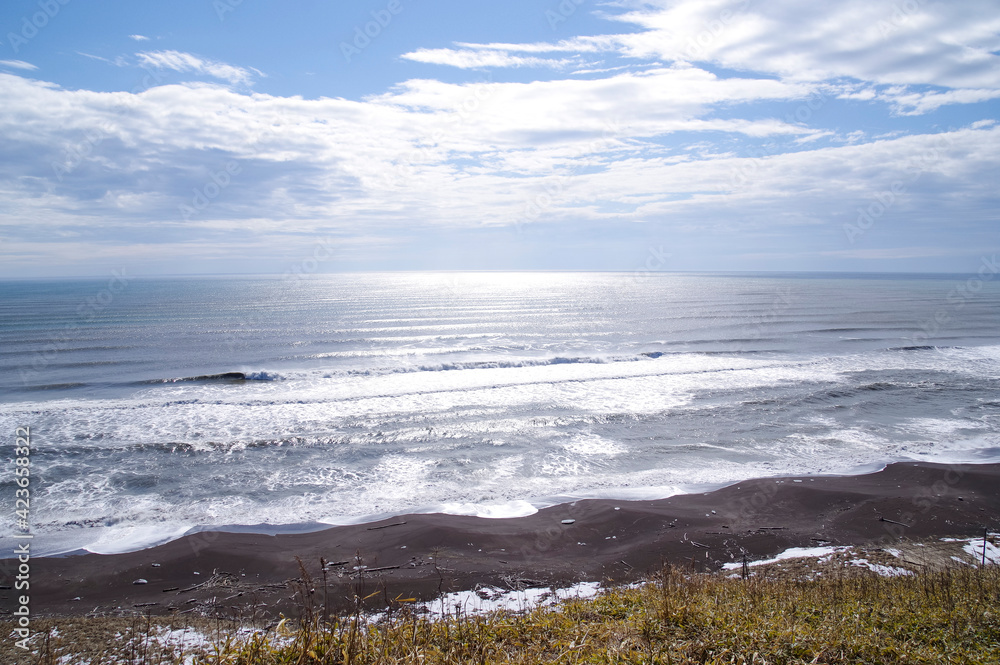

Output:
xmin=838 ymin=87 xmax=877 ymax=101
xmin=423 ymin=1 xmax=1000 ymax=116
xmin=2 ymin=0 xmax=999 ymax=273
xmin=372 ymin=66 xmax=816 ymax=139
xmin=402 ymin=48 xmax=576 ymax=69
xmin=610 ymin=0 xmax=1000 ymax=89
xmin=885 ymin=88 xmax=1000 ymax=115
xmin=0 ymin=60 xmax=37 ymax=71
xmin=129 ymin=34 xmax=150 ymax=41
xmin=1 ymin=71 xmax=996 ymax=241
xmin=136 ymin=50 xmax=259 ymax=85
xmin=452 ymin=37 xmax=617 ymax=54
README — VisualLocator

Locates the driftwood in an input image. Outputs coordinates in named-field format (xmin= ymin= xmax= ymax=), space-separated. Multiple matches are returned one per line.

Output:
xmin=366 ymin=522 xmax=407 ymax=531
xmin=879 ymin=517 xmax=911 ymax=527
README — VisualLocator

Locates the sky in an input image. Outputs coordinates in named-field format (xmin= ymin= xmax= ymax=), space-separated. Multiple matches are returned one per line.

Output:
xmin=0 ymin=0 xmax=998 ymax=277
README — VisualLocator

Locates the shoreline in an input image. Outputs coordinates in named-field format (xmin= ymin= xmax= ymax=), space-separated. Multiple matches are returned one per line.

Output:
xmin=22 ymin=458 xmax=949 ymax=558
xmin=14 ymin=460 xmax=1000 ymax=619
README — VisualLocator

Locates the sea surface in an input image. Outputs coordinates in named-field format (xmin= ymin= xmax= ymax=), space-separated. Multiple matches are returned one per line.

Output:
xmin=2 ymin=272 xmax=999 ymax=556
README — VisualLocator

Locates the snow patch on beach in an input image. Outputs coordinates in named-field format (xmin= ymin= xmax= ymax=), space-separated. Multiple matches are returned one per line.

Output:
xmin=154 ymin=627 xmax=216 ymax=665
xmin=722 ymin=546 xmax=850 ymax=570
xmin=965 ymin=538 xmax=1000 ymax=565
xmin=848 ymin=559 xmax=914 ymax=577
xmin=152 ymin=626 xmax=291 ymax=665
xmin=725 ymin=537 xmax=1000 ymax=576
xmin=415 ymin=581 xmax=603 ymax=619
xmin=942 ymin=535 xmax=1000 ymax=566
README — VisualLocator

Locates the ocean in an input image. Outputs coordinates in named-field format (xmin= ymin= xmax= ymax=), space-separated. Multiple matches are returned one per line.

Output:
xmin=2 ymin=272 xmax=999 ymax=556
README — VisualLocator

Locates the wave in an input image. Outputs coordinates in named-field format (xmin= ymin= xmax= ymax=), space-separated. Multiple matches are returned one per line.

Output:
xmin=20 ymin=382 xmax=89 ymax=392
xmin=6 ymin=372 xmax=281 ymax=395
xmin=0 ymin=344 xmax=140 ymax=357
xmin=858 ymin=381 xmax=898 ymax=391
xmin=138 ymin=371 xmax=281 ymax=384
xmin=340 ymin=356 xmax=628 ymax=377
xmin=339 ymin=349 xmax=784 ymax=378
xmin=806 ymin=327 xmax=917 ymax=334
xmin=123 ymin=344 xmax=939 ymax=387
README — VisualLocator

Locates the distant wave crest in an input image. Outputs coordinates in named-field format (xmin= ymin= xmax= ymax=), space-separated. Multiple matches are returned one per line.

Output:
xmin=140 ymin=371 xmax=281 ymax=384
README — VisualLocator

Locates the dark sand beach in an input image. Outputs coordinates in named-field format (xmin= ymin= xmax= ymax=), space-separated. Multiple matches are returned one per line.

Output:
xmin=19 ymin=461 xmax=1000 ymax=619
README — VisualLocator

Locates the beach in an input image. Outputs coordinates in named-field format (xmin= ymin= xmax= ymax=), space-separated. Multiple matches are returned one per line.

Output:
xmin=3 ymin=273 xmax=1000 ymax=622
xmin=22 ymin=461 xmax=1000 ymax=619
xmin=4 ymin=273 xmax=1000 ymax=562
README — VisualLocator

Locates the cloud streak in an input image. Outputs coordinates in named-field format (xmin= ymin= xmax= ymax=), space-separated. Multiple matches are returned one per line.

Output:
xmin=136 ymin=50 xmax=260 ymax=86
xmin=0 ymin=60 xmax=37 ymax=71
xmin=402 ymin=48 xmax=576 ymax=69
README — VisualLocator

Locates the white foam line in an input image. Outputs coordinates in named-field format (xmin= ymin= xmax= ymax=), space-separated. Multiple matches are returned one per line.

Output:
xmin=82 ymin=525 xmax=194 ymax=555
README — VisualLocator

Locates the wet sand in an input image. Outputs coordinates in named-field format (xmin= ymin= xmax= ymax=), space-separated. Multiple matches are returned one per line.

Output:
xmin=16 ymin=461 xmax=1000 ymax=618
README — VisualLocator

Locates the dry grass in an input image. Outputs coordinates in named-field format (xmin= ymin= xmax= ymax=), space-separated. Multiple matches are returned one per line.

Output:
xmin=0 ymin=614 xmax=254 ymax=664
xmin=8 ymin=559 xmax=998 ymax=664
xmin=259 ymin=563 xmax=1000 ymax=664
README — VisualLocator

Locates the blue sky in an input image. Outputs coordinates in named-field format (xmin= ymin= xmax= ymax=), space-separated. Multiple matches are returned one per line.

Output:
xmin=0 ymin=0 xmax=998 ymax=277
